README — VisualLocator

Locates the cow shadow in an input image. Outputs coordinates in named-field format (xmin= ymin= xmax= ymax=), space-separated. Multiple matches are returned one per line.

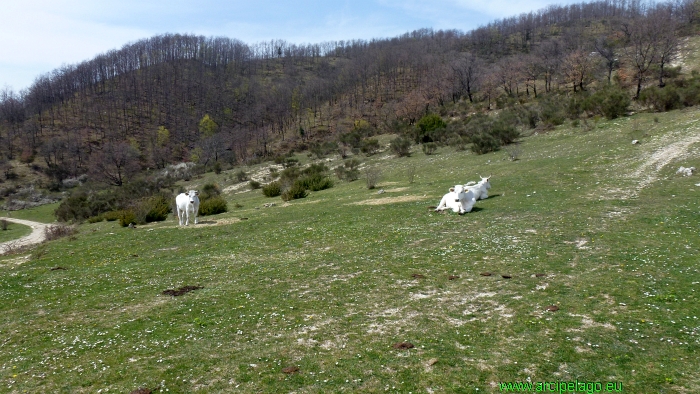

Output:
xmin=196 ymin=220 xmax=217 ymax=225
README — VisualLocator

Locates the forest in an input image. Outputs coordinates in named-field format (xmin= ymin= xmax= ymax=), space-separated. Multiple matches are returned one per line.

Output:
xmin=0 ymin=0 xmax=698 ymax=214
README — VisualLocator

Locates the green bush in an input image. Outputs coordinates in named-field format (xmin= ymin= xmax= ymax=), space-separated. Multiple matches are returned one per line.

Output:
xmin=297 ymin=174 xmax=334 ymax=191
xmin=199 ymin=196 xmax=228 ymax=216
xmin=335 ymin=159 xmax=361 ymax=181
xmin=360 ymin=138 xmax=381 ymax=156
xmin=583 ymin=86 xmax=630 ymax=119
xmin=87 ymin=215 xmax=104 ymax=223
xmin=302 ymin=163 xmax=329 ymax=176
xmin=278 ymin=167 xmax=300 ymax=189
xmin=262 ymin=182 xmax=282 ymax=197
xmin=538 ymin=97 xmax=567 ymax=126
xmin=491 ymin=120 xmax=520 ymax=145
xmin=470 ymin=132 xmax=501 ymax=155
xmin=235 ymin=170 xmax=248 ymax=182
xmin=118 ymin=210 xmax=136 ymax=227
xmin=200 ymin=183 xmax=221 ymax=202
xmin=415 ymin=114 xmax=447 ymax=143
xmin=680 ymin=79 xmax=700 ymax=106
xmin=281 ymin=182 xmax=308 ymax=201
xmin=143 ymin=194 xmax=171 ymax=223
xmin=249 ymin=180 xmax=261 ymax=189
xmin=422 ymin=142 xmax=438 ymax=155
xmin=640 ymin=86 xmax=682 ymax=112
xmin=389 ymin=137 xmax=412 ymax=157
xmin=103 ymin=211 xmax=121 ymax=221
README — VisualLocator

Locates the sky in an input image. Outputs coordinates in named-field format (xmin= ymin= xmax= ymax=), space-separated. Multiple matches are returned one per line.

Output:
xmin=0 ymin=0 xmax=585 ymax=93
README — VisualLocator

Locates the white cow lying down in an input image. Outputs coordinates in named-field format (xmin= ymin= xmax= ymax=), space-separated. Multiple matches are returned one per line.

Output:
xmin=465 ymin=175 xmax=492 ymax=200
xmin=435 ymin=185 xmax=475 ymax=214
xmin=176 ymin=190 xmax=200 ymax=226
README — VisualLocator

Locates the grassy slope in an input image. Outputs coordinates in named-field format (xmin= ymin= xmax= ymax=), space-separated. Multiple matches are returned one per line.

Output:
xmin=0 ymin=221 xmax=32 ymax=244
xmin=1 ymin=108 xmax=700 ymax=393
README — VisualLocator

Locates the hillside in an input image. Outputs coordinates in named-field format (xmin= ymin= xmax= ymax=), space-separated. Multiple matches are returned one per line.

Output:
xmin=1 ymin=101 xmax=699 ymax=391
xmin=0 ymin=0 xmax=698 ymax=204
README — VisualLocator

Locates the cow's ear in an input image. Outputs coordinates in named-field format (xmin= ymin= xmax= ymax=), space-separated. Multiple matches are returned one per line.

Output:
xmin=449 ymin=187 xmax=455 ymax=192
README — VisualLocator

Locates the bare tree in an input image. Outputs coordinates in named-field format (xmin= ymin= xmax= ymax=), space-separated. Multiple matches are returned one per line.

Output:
xmin=595 ymin=33 xmax=622 ymax=84
xmin=451 ymin=52 xmax=484 ymax=102
xmin=649 ymin=6 xmax=681 ymax=87
xmin=561 ymin=50 xmax=598 ymax=92
xmin=89 ymin=142 xmax=141 ymax=186
xmin=621 ymin=16 xmax=661 ymax=99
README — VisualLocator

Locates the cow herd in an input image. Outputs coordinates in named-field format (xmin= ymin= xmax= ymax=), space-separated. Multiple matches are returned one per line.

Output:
xmin=174 ymin=176 xmax=492 ymax=226
xmin=434 ymin=175 xmax=492 ymax=215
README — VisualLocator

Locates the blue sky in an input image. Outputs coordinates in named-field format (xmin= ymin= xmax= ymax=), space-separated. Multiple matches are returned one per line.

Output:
xmin=1 ymin=0 xmax=584 ymax=92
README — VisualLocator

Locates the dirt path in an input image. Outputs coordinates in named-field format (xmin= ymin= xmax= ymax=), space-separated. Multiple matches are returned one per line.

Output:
xmin=0 ymin=218 xmax=50 ymax=253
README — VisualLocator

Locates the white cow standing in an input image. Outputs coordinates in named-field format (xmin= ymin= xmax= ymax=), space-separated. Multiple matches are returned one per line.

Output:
xmin=465 ymin=175 xmax=492 ymax=200
xmin=176 ymin=190 xmax=200 ymax=226
xmin=435 ymin=185 xmax=475 ymax=214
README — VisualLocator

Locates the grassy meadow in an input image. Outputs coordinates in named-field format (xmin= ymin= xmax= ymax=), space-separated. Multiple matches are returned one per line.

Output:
xmin=1 ymin=108 xmax=700 ymax=393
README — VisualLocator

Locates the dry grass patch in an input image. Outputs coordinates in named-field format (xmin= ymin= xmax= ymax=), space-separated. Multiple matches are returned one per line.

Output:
xmin=350 ymin=195 xmax=427 ymax=205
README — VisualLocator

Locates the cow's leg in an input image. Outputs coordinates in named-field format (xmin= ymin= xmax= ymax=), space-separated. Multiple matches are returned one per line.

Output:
xmin=177 ymin=208 xmax=184 ymax=226
xmin=194 ymin=212 xmax=198 ymax=224
xmin=435 ymin=196 xmax=447 ymax=211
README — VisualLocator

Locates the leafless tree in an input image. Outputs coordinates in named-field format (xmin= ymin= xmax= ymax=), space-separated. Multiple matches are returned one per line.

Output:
xmin=89 ymin=142 xmax=141 ymax=186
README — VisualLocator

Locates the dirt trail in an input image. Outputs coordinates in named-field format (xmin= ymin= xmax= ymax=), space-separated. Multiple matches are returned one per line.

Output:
xmin=0 ymin=217 xmax=50 ymax=253
xmin=629 ymin=130 xmax=700 ymax=194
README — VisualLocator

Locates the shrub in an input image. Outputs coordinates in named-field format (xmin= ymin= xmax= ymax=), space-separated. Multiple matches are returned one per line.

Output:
xmin=415 ymin=114 xmax=447 ymax=143
xmin=422 ymin=142 xmax=438 ymax=155
xmin=297 ymin=174 xmax=334 ymax=191
xmin=389 ymin=137 xmax=412 ymax=157
xmin=302 ymin=163 xmax=329 ymax=177
xmin=281 ymin=182 xmax=308 ymax=201
xmin=118 ymin=210 xmax=136 ymax=227
xmin=310 ymin=141 xmax=338 ymax=159
xmin=235 ymin=170 xmax=248 ymax=182
xmin=446 ymin=134 xmax=467 ymax=150
xmin=213 ymin=161 xmax=222 ymax=174
xmin=680 ymin=79 xmax=700 ymax=106
xmin=538 ymin=97 xmax=567 ymax=126
xmin=262 ymin=182 xmax=282 ymax=197
xmin=200 ymin=183 xmax=222 ymax=202
xmin=44 ymin=224 xmax=78 ymax=241
xmin=639 ymin=86 xmax=682 ymax=112
xmin=335 ymin=159 xmax=361 ymax=181
xmin=491 ymin=120 xmax=520 ymax=145
xmin=199 ymin=196 xmax=228 ymax=216
xmin=470 ymin=132 xmax=501 ymax=155
xmin=87 ymin=215 xmax=104 ymax=223
xmin=360 ymin=138 xmax=381 ymax=156
xmin=103 ymin=211 xmax=121 ymax=221
xmin=249 ymin=180 xmax=261 ymax=189
xmin=583 ymin=86 xmax=630 ymax=119
xmin=365 ymin=166 xmax=381 ymax=189
xmin=143 ymin=194 xmax=171 ymax=223
xmin=279 ymin=167 xmax=301 ymax=189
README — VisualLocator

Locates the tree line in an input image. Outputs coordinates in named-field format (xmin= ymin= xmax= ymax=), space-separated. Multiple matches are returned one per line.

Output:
xmin=0 ymin=0 xmax=697 ymax=187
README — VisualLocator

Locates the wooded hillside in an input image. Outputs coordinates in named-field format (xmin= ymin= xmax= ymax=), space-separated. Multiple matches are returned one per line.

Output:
xmin=0 ymin=0 xmax=698 ymax=189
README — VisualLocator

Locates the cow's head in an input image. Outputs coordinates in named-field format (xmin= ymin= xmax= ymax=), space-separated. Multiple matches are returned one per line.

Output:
xmin=187 ymin=190 xmax=199 ymax=203
xmin=453 ymin=185 xmax=466 ymax=202
xmin=478 ymin=174 xmax=492 ymax=189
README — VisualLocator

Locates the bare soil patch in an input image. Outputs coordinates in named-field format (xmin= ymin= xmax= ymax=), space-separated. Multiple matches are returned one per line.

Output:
xmin=351 ymin=195 xmax=427 ymax=206
xmin=162 ymin=285 xmax=203 ymax=297
xmin=282 ymin=366 xmax=300 ymax=374
xmin=393 ymin=342 xmax=415 ymax=349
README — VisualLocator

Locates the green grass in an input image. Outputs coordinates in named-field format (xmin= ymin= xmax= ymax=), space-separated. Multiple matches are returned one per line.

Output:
xmin=3 ymin=202 xmax=59 ymax=223
xmin=0 ymin=220 xmax=32 ymax=243
xmin=2 ymin=108 xmax=700 ymax=393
